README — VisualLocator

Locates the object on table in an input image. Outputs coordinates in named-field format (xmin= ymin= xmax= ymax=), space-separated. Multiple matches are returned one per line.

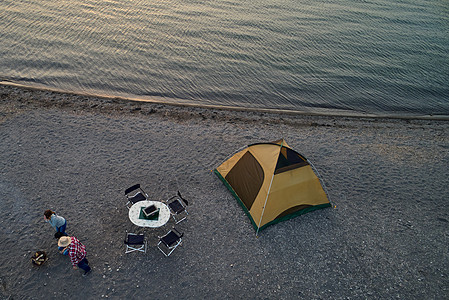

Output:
xmin=143 ymin=204 xmax=158 ymax=217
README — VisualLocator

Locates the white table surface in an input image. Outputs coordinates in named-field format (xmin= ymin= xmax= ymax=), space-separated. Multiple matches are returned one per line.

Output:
xmin=128 ymin=200 xmax=171 ymax=228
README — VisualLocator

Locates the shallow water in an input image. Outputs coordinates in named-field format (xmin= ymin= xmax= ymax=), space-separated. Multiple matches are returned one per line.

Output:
xmin=1 ymin=0 xmax=448 ymax=117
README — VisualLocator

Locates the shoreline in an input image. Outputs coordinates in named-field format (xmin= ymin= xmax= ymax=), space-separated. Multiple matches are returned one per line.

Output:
xmin=2 ymin=80 xmax=448 ymax=121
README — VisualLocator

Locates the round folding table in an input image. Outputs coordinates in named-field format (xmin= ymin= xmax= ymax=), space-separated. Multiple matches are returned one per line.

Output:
xmin=128 ymin=200 xmax=171 ymax=228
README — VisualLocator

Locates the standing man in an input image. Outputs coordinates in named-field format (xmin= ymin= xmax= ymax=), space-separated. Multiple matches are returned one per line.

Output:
xmin=58 ymin=236 xmax=92 ymax=277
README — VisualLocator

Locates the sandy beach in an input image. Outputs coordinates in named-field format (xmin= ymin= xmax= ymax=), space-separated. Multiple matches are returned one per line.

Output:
xmin=1 ymin=83 xmax=448 ymax=299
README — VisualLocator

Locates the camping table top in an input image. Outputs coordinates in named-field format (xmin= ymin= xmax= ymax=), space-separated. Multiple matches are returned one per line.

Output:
xmin=128 ymin=200 xmax=171 ymax=228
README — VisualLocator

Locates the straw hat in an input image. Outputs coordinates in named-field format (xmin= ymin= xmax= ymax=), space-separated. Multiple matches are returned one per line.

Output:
xmin=58 ymin=236 xmax=72 ymax=247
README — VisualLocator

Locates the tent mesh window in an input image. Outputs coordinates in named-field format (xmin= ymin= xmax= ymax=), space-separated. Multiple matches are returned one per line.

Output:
xmin=275 ymin=147 xmax=308 ymax=174
xmin=225 ymin=151 xmax=264 ymax=210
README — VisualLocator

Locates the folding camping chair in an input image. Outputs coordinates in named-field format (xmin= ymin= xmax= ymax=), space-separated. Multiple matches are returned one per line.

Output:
xmin=125 ymin=184 xmax=148 ymax=209
xmin=157 ymin=228 xmax=183 ymax=257
xmin=124 ymin=233 xmax=147 ymax=254
xmin=164 ymin=191 xmax=189 ymax=224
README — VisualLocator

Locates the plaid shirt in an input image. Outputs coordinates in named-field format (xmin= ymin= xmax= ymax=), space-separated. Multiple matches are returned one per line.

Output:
xmin=67 ymin=236 xmax=87 ymax=267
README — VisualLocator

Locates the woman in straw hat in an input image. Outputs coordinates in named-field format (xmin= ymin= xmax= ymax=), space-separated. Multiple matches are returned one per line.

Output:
xmin=58 ymin=236 xmax=92 ymax=277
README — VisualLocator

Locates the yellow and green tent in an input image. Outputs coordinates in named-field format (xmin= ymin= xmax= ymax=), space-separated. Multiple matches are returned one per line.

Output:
xmin=214 ymin=139 xmax=330 ymax=234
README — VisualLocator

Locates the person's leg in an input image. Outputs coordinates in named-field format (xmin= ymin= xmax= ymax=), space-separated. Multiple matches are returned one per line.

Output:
xmin=77 ymin=258 xmax=91 ymax=273
xmin=57 ymin=221 xmax=67 ymax=235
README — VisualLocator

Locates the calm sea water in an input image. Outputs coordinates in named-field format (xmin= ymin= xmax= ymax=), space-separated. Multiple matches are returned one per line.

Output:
xmin=1 ymin=0 xmax=448 ymax=117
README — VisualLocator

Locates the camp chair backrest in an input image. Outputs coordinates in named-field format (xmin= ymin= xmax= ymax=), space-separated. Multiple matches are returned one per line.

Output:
xmin=125 ymin=184 xmax=141 ymax=195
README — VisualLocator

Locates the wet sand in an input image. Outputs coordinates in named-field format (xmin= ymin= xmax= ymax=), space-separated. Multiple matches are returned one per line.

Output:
xmin=1 ymin=84 xmax=448 ymax=299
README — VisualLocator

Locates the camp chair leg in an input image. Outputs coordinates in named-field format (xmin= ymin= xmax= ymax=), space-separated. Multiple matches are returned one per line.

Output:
xmin=157 ymin=240 xmax=182 ymax=257
xmin=124 ymin=233 xmax=147 ymax=254
xmin=172 ymin=213 xmax=188 ymax=224
xmin=125 ymin=241 xmax=147 ymax=254
xmin=157 ymin=228 xmax=183 ymax=257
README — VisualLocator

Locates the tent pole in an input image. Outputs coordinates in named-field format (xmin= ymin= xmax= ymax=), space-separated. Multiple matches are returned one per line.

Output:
xmin=256 ymin=139 xmax=284 ymax=237
xmin=256 ymin=169 xmax=275 ymax=237
xmin=307 ymin=158 xmax=331 ymax=205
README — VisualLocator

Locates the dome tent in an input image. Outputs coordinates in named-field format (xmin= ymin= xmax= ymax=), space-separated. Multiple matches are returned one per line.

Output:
xmin=214 ymin=139 xmax=330 ymax=235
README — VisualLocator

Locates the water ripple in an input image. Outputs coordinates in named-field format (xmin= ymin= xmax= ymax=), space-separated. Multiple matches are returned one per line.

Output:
xmin=0 ymin=0 xmax=448 ymax=117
